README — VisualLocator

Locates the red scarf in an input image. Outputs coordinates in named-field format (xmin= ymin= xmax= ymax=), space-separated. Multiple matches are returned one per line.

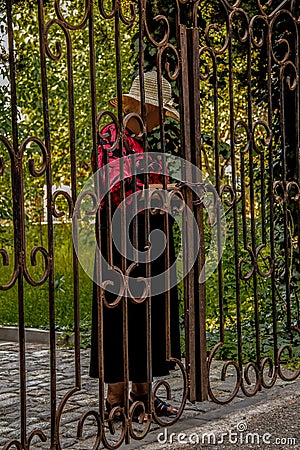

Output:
xmin=92 ymin=122 xmax=166 ymax=207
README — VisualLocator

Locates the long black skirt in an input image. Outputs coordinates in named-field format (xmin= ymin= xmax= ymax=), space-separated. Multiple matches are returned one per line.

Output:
xmin=89 ymin=212 xmax=181 ymax=383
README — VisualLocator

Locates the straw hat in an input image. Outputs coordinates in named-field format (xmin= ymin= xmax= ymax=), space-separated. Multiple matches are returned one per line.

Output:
xmin=108 ymin=71 xmax=180 ymax=122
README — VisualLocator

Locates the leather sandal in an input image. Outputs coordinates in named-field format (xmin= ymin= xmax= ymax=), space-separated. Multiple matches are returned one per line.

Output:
xmin=130 ymin=392 xmax=178 ymax=419
xmin=154 ymin=396 xmax=178 ymax=416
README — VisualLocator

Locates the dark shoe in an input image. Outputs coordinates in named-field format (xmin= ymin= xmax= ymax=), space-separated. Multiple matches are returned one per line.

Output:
xmin=154 ymin=396 xmax=178 ymax=416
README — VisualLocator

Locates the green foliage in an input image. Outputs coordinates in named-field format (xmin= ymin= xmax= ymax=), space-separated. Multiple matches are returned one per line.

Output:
xmin=0 ymin=0 xmax=138 ymax=213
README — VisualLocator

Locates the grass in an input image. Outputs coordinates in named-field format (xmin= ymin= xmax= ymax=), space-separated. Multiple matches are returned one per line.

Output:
xmin=0 ymin=223 xmax=93 ymax=341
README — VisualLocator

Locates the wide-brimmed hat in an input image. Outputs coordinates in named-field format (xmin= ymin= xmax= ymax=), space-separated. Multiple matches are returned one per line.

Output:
xmin=108 ymin=71 xmax=180 ymax=122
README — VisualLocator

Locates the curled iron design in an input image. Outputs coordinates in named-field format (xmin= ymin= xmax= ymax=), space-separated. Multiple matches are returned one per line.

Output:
xmin=98 ymin=0 xmax=136 ymax=26
xmin=19 ymin=137 xmax=48 ymax=177
xmin=97 ymin=111 xmax=120 ymax=153
xmin=102 ymin=407 xmax=127 ymax=450
xmin=0 ymin=249 xmax=9 ymax=267
xmin=229 ymin=8 xmax=250 ymax=44
xmin=234 ymin=120 xmax=251 ymax=153
xmin=219 ymin=184 xmax=237 ymax=220
xmin=101 ymin=262 xmax=150 ymax=307
xmin=291 ymin=0 xmax=300 ymax=22
xmin=0 ymin=249 xmax=18 ymax=292
xmin=205 ymin=18 xmax=230 ymax=55
xmin=101 ymin=265 xmax=126 ymax=308
xmin=0 ymin=137 xmax=16 ymax=223
xmin=286 ymin=181 xmax=300 ymax=202
xmin=222 ymin=0 xmax=242 ymax=10
xmin=148 ymin=186 xmax=167 ymax=214
xmin=241 ymin=361 xmax=260 ymax=397
xmin=77 ymin=410 xmax=102 ymax=450
xmin=3 ymin=429 xmax=47 ymax=450
xmin=239 ymin=244 xmax=273 ymax=280
xmin=55 ymin=387 xmax=81 ymax=450
xmin=118 ymin=1 xmax=136 ymax=27
xmin=258 ymin=0 xmax=276 ymax=17
xmin=252 ymin=120 xmax=272 ymax=154
xmin=199 ymin=46 xmax=217 ymax=82
xmin=166 ymin=187 xmax=185 ymax=214
xmin=250 ymin=14 xmax=269 ymax=48
xmin=274 ymin=180 xmax=300 ymax=203
xmin=54 ymin=0 xmax=90 ymax=30
xmin=280 ymin=61 xmax=299 ymax=91
xmin=260 ymin=356 xmax=278 ymax=388
xmin=220 ymin=184 xmax=236 ymax=208
xmin=126 ymin=263 xmax=150 ymax=305
xmin=278 ymin=344 xmax=300 ymax=381
xmin=207 ymin=343 xmax=241 ymax=405
xmin=255 ymin=244 xmax=273 ymax=278
xmin=23 ymin=246 xmax=50 ymax=287
xmin=73 ymin=189 xmax=98 ymax=220
xmin=128 ymin=401 xmax=152 ymax=440
xmin=239 ymin=247 xmax=255 ymax=280
xmin=52 ymin=190 xmax=74 ymax=219
xmin=27 ymin=430 xmax=47 ymax=447
xmin=157 ymin=43 xmax=180 ymax=82
xmin=207 ymin=348 xmax=281 ymax=402
xmin=122 ymin=113 xmax=146 ymax=139
xmin=2 ymin=440 xmax=23 ymax=450
xmin=144 ymin=7 xmax=170 ymax=47
xmin=0 ymin=135 xmax=15 ymax=159
xmin=270 ymin=10 xmax=298 ymax=66
xmin=45 ymin=19 xmax=72 ymax=63
xmin=152 ymin=357 xmax=188 ymax=427
xmin=98 ymin=0 xmax=117 ymax=20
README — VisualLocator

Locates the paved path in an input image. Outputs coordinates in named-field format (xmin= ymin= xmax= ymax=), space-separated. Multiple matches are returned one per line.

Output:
xmin=1 ymin=341 xmax=299 ymax=449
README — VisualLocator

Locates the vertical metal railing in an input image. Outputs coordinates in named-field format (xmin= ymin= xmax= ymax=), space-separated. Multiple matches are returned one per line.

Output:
xmin=198 ymin=0 xmax=300 ymax=404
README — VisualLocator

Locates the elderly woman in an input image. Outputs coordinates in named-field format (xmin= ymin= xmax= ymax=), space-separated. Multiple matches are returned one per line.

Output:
xmin=90 ymin=71 xmax=181 ymax=420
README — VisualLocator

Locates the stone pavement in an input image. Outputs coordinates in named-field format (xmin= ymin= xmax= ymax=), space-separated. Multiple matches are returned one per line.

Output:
xmin=0 ymin=341 xmax=299 ymax=449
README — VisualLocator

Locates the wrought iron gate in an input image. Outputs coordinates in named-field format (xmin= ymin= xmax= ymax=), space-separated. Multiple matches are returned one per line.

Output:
xmin=1 ymin=0 xmax=300 ymax=448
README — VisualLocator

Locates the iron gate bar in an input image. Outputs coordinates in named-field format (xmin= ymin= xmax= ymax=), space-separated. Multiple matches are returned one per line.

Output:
xmin=177 ymin=22 xmax=197 ymax=402
xmin=5 ymin=1 xmax=27 ymax=448
xmin=37 ymin=2 xmax=56 ymax=448
xmin=187 ymin=25 xmax=209 ymax=402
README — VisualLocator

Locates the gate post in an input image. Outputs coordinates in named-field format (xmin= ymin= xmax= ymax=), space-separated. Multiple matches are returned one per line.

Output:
xmin=188 ymin=26 xmax=209 ymax=402
xmin=178 ymin=21 xmax=208 ymax=402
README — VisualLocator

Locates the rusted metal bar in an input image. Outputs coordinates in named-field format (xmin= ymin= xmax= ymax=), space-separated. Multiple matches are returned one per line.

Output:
xmin=6 ymin=1 xmax=27 ymax=448
xmin=177 ymin=23 xmax=196 ymax=402
xmin=187 ymin=26 xmax=208 ymax=402
xmin=37 ymin=1 xmax=56 ymax=447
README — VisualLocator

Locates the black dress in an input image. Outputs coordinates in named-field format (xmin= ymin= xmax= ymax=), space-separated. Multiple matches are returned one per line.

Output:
xmin=90 ymin=211 xmax=181 ymax=383
xmin=89 ymin=123 xmax=181 ymax=383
